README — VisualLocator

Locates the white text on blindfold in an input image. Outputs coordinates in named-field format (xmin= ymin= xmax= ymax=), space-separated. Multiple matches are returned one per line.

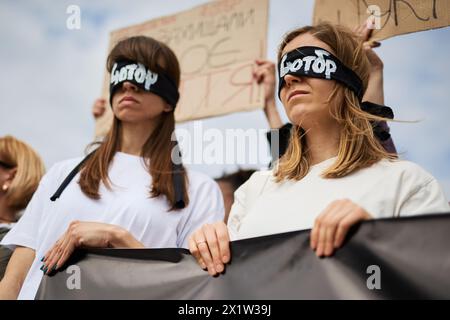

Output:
xmin=111 ymin=63 xmax=158 ymax=90
xmin=280 ymin=49 xmax=337 ymax=79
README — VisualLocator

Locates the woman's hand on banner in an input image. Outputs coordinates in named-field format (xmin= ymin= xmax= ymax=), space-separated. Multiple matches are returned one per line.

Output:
xmin=188 ymin=221 xmax=231 ymax=276
xmin=40 ymin=221 xmax=144 ymax=275
xmin=310 ymin=199 xmax=373 ymax=258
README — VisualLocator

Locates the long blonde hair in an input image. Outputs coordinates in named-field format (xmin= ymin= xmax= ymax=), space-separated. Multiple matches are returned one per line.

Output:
xmin=274 ymin=23 xmax=396 ymax=183
xmin=0 ymin=135 xmax=45 ymax=212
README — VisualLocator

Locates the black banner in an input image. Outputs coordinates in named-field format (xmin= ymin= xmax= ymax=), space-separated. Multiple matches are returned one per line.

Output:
xmin=36 ymin=213 xmax=450 ymax=299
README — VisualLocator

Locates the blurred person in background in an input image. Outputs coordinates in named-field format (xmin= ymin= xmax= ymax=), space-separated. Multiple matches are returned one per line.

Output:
xmin=0 ymin=136 xmax=45 ymax=279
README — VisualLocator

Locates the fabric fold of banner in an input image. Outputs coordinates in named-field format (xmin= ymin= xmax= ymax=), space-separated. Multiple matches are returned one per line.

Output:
xmin=36 ymin=213 xmax=450 ymax=299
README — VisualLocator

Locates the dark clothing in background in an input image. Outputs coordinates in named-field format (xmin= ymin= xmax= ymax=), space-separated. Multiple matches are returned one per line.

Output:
xmin=0 ymin=227 xmax=13 ymax=279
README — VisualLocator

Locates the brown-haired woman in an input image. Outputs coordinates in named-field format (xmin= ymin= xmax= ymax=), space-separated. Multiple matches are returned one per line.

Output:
xmin=0 ymin=36 xmax=224 ymax=299
xmin=188 ymin=23 xmax=449 ymax=276
xmin=0 ymin=136 xmax=45 ymax=279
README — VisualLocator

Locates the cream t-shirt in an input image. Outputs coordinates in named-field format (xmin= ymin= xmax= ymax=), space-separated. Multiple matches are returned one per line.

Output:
xmin=228 ymin=157 xmax=449 ymax=240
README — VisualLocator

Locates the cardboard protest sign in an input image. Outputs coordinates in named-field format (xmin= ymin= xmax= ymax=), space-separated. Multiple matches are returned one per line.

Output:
xmin=96 ymin=0 xmax=269 ymax=137
xmin=313 ymin=0 xmax=450 ymax=41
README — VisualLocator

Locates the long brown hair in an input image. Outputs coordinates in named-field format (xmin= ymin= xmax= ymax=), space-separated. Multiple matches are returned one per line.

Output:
xmin=275 ymin=23 xmax=396 ymax=183
xmin=79 ymin=36 xmax=189 ymax=210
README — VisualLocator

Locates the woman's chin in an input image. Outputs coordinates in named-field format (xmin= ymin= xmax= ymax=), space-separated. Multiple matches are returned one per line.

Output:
xmin=115 ymin=112 xmax=142 ymax=123
xmin=116 ymin=111 xmax=163 ymax=124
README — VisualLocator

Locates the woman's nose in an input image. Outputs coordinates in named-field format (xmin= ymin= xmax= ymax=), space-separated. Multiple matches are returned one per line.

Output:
xmin=284 ymin=74 xmax=302 ymax=87
xmin=122 ymin=81 xmax=139 ymax=92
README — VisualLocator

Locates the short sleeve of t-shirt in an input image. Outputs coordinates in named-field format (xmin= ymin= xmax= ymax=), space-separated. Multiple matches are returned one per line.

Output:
xmin=398 ymin=177 xmax=450 ymax=216
xmin=227 ymin=179 xmax=249 ymax=241
xmin=176 ymin=173 xmax=225 ymax=248
xmin=227 ymin=171 xmax=272 ymax=241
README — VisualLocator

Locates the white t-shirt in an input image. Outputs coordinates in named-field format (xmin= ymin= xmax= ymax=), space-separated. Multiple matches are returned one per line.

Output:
xmin=228 ymin=157 xmax=450 ymax=240
xmin=1 ymin=151 xmax=224 ymax=299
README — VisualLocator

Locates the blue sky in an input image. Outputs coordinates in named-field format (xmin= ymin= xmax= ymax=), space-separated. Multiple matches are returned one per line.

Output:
xmin=0 ymin=0 xmax=449 ymax=199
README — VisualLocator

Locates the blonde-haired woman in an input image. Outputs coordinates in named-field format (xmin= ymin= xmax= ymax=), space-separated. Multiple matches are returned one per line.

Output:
xmin=188 ymin=23 xmax=450 ymax=276
xmin=0 ymin=136 xmax=45 ymax=279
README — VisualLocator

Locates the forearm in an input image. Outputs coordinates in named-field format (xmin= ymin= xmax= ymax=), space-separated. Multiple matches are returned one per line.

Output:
xmin=108 ymin=226 xmax=145 ymax=248
xmin=264 ymin=98 xmax=284 ymax=129
xmin=0 ymin=247 xmax=35 ymax=300
xmin=363 ymin=70 xmax=384 ymax=105
xmin=0 ymin=278 xmax=21 ymax=300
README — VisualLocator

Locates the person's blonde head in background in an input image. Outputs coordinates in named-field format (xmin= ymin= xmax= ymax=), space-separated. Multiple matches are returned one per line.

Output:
xmin=0 ymin=136 xmax=45 ymax=220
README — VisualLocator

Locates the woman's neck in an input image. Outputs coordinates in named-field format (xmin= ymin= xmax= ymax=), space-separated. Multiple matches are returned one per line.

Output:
xmin=304 ymin=122 xmax=341 ymax=165
xmin=119 ymin=120 xmax=159 ymax=156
